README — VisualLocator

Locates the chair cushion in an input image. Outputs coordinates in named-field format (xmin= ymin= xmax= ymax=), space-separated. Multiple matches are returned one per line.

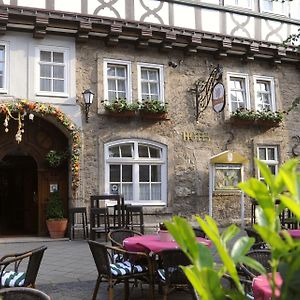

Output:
xmin=1 ymin=271 xmax=25 ymax=287
xmin=110 ymin=261 xmax=148 ymax=276
xmin=157 ymin=268 xmax=165 ymax=281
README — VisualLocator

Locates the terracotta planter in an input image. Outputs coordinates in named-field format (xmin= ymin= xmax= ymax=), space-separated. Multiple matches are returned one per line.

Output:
xmin=46 ymin=219 xmax=68 ymax=239
xmin=106 ymin=110 xmax=136 ymax=118
xmin=140 ymin=111 xmax=167 ymax=120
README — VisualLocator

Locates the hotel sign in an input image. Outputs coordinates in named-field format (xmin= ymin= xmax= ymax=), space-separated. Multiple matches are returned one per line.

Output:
xmin=182 ymin=131 xmax=210 ymax=142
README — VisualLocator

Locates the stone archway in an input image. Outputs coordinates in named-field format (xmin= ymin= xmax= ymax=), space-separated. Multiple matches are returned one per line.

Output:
xmin=0 ymin=115 xmax=69 ymax=236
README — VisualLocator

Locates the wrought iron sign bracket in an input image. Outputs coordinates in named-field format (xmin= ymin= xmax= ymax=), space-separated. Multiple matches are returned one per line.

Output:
xmin=189 ymin=64 xmax=225 ymax=123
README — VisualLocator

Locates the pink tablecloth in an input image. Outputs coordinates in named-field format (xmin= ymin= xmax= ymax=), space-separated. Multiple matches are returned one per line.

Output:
xmin=288 ymin=229 xmax=300 ymax=239
xmin=253 ymin=273 xmax=282 ymax=300
xmin=123 ymin=234 xmax=212 ymax=254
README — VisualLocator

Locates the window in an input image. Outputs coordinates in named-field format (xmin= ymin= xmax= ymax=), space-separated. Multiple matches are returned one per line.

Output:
xmin=254 ymin=76 xmax=275 ymax=112
xmin=213 ymin=164 xmax=242 ymax=191
xmin=227 ymin=73 xmax=250 ymax=112
xmin=137 ymin=63 xmax=164 ymax=102
xmin=105 ymin=140 xmax=167 ymax=205
xmin=0 ymin=44 xmax=8 ymax=92
xmin=104 ymin=59 xmax=131 ymax=101
xmin=224 ymin=0 xmax=253 ymax=9
xmin=37 ymin=47 xmax=68 ymax=95
xmin=260 ymin=0 xmax=288 ymax=16
xmin=257 ymin=146 xmax=279 ymax=180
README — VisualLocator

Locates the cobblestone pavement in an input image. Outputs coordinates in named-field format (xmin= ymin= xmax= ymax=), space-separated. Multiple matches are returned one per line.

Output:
xmin=0 ymin=239 xmax=197 ymax=300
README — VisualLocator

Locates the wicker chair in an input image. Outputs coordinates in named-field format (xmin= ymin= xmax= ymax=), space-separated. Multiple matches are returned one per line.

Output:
xmin=158 ymin=248 xmax=197 ymax=300
xmin=244 ymin=227 xmax=268 ymax=250
xmin=223 ymin=274 xmax=254 ymax=299
xmin=239 ymin=249 xmax=272 ymax=280
xmin=192 ymin=227 xmax=206 ymax=238
xmin=0 ymin=287 xmax=50 ymax=300
xmin=0 ymin=246 xmax=47 ymax=289
xmin=88 ymin=240 xmax=154 ymax=300
xmin=108 ymin=228 xmax=143 ymax=248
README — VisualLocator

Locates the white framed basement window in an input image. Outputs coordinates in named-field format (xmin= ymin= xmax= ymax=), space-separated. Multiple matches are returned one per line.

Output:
xmin=254 ymin=76 xmax=276 ymax=112
xmin=257 ymin=145 xmax=279 ymax=181
xmin=35 ymin=46 xmax=69 ymax=97
xmin=137 ymin=63 xmax=164 ymax=102
xmin=227 ymin=73 xmax=250 ymax=112
xmin=103 ymin=59 xmax=132 ymax=102
xmin=0 ymin=42 xmax=9 ymax=93
xmin=104 ymin=139 xmax=167 ymax=206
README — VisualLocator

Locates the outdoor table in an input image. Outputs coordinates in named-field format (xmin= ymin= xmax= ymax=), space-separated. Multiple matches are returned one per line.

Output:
xmin=252 ymin=273 xmax=282 ymax=300
xmin=123 ymin=234 xmax=212 ymax=254
xmin=287 ymin=229 xmax=300 ymax=239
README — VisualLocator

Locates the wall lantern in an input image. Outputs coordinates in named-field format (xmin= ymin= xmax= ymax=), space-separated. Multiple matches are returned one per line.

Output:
xmin=82 ymin=89 xmax=94 ymax=123
xmin=189 ymin=64 xmax=225 ymax=123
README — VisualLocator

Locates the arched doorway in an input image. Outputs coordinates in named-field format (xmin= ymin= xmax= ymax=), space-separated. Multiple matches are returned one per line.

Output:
xmin=0 ymin=153 xmax=38 ymax=235
xmin=0 ymin=114 xmax=70 ymax=236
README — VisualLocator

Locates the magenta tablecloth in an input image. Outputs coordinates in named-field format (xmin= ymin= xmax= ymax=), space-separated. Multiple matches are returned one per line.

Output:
xmin=123 ymin=234 xmax=212 ymax=254
xmin=288 ymin=229 xmax=300 ymax=239
xmin=253 ymin=273 xmax=282 ymax=300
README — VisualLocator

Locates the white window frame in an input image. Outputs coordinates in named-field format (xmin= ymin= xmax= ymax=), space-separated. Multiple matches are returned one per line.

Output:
xmin=257 ymin=145 xmax=279 ymax=180
xmin=227 ymin=72 xmax=250 ymax=112
xmin=254 ymin=75 xmax=276 ymax=112
xmin=259 ymin=0 xmax=288 ymax=16
xmin=35 ymin=45 xmax=69 ymax=97
xmin=0 ymin=41 xmax=9 ymax=94
xmin=103 ymin=59 xmax=132 ymax=102
xmin=224 ymin=0 xmax=253 ymax=10
xmin=137 ymin=63 xmax=164 ymax=102
xmin=104 ymin=139 xmax=167 ymax=206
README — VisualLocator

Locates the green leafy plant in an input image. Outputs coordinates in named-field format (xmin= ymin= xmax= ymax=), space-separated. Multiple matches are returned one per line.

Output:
xmin=231 ymin=108 xmax=284 ymax=123
xmin=165 ymin=159 xmax=300 ymax=300
xmin=103 ymin=98 xmax=139 ymax=112
xmin=46 ymin=191 xmax=65 ymax=220
xmin=139 ymin=100 xmax=167 ymax=113
xmin=45 ymin=150 xmax=68 ymax=168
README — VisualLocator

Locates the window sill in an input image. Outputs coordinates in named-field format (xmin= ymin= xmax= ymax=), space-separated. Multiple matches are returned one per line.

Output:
xmin=36 ymin=92 xmax=69 ymax=98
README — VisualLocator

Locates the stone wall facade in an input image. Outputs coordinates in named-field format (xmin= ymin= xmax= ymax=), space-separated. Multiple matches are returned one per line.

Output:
xmin=76 ymin=39 xmax=300 ymax=225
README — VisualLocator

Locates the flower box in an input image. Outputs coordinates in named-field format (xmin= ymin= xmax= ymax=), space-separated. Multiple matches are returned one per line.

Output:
xmin=229 ymin=116 xmax=281 ymax=128
xmin=106 ymin=110 xmax=136 ymax=118
xmin=140 ymin=111 xmax=168 ymax=120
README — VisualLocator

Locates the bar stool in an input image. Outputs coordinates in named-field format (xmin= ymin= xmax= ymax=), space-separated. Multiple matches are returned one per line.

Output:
xmin=126 ymin=205 xmax=144 ymax=234
xmin=90 ymin=207 xmax=110 ymax=241
xmin=69 ymin=207 xmax=89 ymax=240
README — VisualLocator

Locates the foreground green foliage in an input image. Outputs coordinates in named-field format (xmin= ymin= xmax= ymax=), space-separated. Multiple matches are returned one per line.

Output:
xmin=166 ymin=159 xmax=300 ymax=299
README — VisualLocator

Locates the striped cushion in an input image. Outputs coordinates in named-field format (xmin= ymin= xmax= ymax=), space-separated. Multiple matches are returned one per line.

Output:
xmin=1 ymin=271 xmax=25 ymax=287
xmin=157 ymin=268 xmax=165 ymax=281
xmin=110 ymin=261 xmax=148 ymax=276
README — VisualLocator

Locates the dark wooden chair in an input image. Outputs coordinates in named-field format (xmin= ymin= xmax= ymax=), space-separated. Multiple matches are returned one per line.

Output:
xmin=158 ymin=248 xmax=197 ymax=300
xmin=0 ymin=246 xmax=47 ymax=289
xmin=192 ymin=227 xmax=206 ymax=238
xmin=108 ymin=228 xmax=142 ymax=248
xmin=239 ymin=249 xmax=272 ymax=280
xmin=88 ymin=240 xmax=154 ymax=300
xmin=0 ymin=287 xmax=50 ymax=300
xmin=125 ymin=205 xmax=145 ymax=234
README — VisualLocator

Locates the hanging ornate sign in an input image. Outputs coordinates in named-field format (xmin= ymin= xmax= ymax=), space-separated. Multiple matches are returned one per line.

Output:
xmin=212 ymin=82 xmax=225 ymax=113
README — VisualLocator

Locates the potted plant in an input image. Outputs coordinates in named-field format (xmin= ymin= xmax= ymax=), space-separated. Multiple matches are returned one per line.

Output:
xmin=103 ymin=98 xmax=139 ymax=117
xmin=230 ymin=108 xmax=283 ymax=127
xmin=46 ymin=191 xmax=68 ymax=238
xmin=139 ymin=100 xmax=168 ymax=120
xmin=45 ymin=150 xmax=68 ymax=168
